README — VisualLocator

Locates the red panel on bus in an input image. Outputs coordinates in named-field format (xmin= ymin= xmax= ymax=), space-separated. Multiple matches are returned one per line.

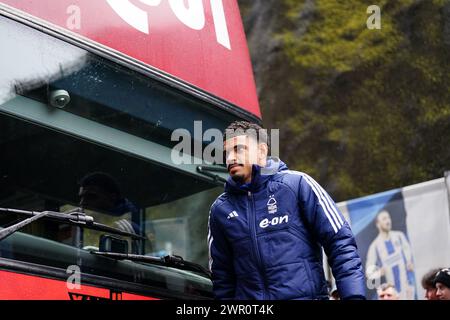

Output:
xmin=0 ymin=270 xmax=157 ymax=300
xmin=0 ymin=0 xmax=261 ymax=118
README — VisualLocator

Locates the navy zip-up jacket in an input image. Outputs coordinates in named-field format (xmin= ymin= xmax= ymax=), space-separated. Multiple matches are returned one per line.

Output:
xmin=207 ymin=158 xmax=366 ymax=300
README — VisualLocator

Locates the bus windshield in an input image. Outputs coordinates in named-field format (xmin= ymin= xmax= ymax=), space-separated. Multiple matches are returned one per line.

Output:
xmin=0 ymin=15 xmax=229 ymax=271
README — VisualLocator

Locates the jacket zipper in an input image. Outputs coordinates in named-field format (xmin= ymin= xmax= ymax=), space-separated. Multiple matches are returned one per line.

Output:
xmin=248 ymin=191 xmax=267 ymax=299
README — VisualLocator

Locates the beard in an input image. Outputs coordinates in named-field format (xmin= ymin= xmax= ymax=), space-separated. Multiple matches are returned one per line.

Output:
xmin=228 ymin=164 xmax=246 ymax=183
xmin=231 ymin=173 xmax=246 ymax=183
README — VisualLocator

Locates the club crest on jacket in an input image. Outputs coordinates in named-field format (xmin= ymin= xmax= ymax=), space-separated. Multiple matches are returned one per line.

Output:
xmin=267 ymin=195 xmax=277 ymax=214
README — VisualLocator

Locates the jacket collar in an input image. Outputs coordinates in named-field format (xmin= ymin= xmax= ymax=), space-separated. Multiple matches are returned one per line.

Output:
xmin=225 ymin=157 xmax=288 ymax=194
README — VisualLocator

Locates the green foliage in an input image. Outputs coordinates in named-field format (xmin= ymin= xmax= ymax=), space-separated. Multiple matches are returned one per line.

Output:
xmin=283 ymin=1 xmax=401 ymax=72
xmin=245 ymin=0 xmax=450 ymax=200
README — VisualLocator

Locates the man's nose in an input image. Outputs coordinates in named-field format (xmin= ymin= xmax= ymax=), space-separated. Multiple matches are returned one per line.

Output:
xmin=226 ymin=151 xmax=236 ymax=164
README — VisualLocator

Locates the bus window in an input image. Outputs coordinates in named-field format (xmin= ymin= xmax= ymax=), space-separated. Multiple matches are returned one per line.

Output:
xmin=0 ymin=15 xmax=226 ymax=297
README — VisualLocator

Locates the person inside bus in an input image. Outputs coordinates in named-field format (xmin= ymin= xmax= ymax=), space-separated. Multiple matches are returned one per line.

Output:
xmin=79 ymin=172 xmax=137 ymax=218
xmin=78 ymin=172 xmax=151 ymax=253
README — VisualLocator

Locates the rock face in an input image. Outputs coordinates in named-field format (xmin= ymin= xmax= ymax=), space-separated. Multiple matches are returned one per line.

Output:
xmin=239 ymin=0 xmax=450 ymax=200
xmin=238 ymin=0 xmax=302 ymax=126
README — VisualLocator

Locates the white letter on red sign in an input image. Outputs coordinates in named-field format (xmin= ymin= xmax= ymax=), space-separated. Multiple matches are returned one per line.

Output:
xmin=169 ymin=0 xmax=205 ymax=30
xmin=140 ymin=0 xmax=162 ymax=5
xmin=107 ymin=0 xmax=149 ymax=34
xmin=210 ymin=0 xmax=231 ymax=49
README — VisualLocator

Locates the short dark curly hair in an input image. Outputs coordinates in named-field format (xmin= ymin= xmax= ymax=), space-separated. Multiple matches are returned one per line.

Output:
xmin=223 ymin=120 xmax=270 ymax=150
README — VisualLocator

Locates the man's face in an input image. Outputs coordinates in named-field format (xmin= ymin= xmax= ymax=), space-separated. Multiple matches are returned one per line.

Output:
xmin=79 ymin=185 xmax=116 ymax=212
xmin=424 ymin=286 xmax=438 ymax=300
xmin=436 ymin=282 xmax=450 ymax=300
xmin=376 ymin=211 xmax=392 ymax=232
xmin=377 ymin=287 xmax=399 ymax=300
xmin=224 ymin=135 xmax=266 ymax=184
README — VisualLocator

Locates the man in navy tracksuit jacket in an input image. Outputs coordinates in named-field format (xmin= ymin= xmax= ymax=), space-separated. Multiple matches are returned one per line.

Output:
xmin=207 ymin=121 xmax=366 ymax=300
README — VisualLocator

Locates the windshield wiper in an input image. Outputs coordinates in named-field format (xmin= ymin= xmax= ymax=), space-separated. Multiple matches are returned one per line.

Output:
xmin=197 ymin=165 xmax=227 ymax=185
xmin=0 ymin=207 xmax=145 ymax=242
xmin=91 ymin=251 xmax=211 ymax=279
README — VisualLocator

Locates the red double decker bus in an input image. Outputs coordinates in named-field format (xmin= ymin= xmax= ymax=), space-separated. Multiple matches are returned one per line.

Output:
xmin=0 ymin=0 xmax=260 ymax=299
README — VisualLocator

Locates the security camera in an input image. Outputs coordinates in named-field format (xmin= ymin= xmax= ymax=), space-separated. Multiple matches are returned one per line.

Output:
xmin=49 ymin=89 xmax=71 ymax=108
